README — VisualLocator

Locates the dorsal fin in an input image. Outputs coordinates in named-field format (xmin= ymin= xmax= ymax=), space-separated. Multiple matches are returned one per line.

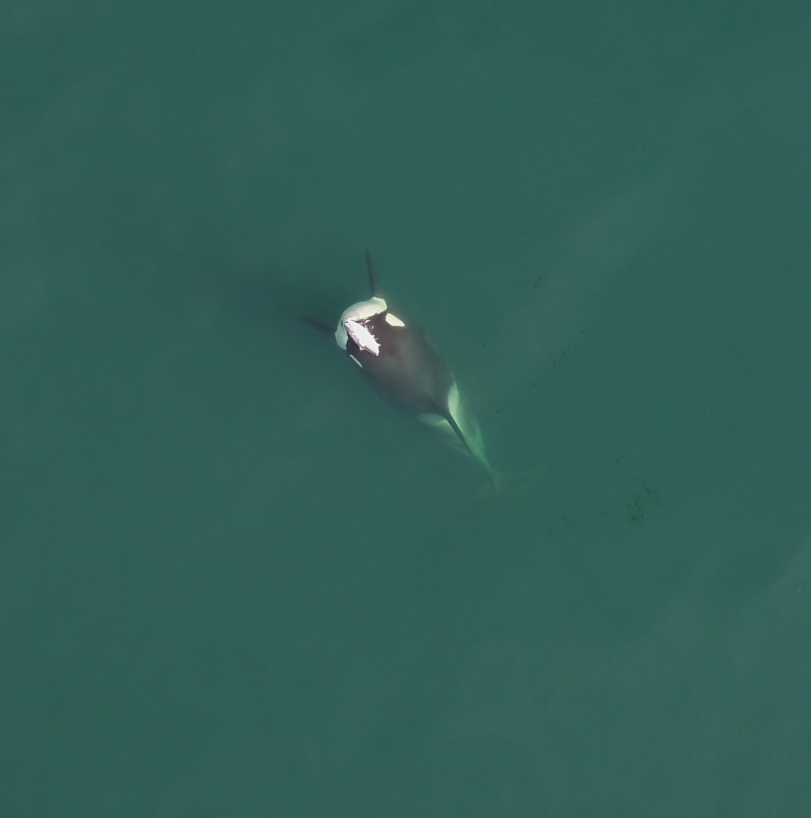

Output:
xmin=443 ymin=410 xmax=475 ymax=459
xmin=443 ymin=408 xmax=499 ymax=491
xmin=365 ymin=251 xmax=381 ymax=298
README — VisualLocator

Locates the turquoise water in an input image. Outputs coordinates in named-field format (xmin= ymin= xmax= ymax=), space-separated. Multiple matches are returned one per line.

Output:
xmin=2 ymin=3 xmax=811 ymax=816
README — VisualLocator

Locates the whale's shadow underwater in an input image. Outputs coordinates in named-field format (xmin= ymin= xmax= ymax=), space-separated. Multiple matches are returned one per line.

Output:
xmin=306 ymin=253 xmax=498 ymax=488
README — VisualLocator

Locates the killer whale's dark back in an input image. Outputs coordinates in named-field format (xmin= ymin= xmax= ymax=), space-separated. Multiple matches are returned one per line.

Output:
xmin=345 ymin=312 xmax=453 ymax=417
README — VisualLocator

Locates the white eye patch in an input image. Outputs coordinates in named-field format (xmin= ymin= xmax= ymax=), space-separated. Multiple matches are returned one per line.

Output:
xmin=385 ymin=313 xmax=405 ymax=327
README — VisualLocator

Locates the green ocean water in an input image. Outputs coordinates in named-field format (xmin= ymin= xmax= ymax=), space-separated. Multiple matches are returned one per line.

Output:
xmin=2 ymin=2 xmax=810 ymax=816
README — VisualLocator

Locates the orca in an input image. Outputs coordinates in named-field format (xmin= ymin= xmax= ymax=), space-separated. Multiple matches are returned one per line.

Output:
xmin=308 ymin=253 xmax=496 ymax=486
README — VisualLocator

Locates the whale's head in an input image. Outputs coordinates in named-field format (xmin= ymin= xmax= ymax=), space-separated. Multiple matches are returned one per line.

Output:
xmin=334 ymin=296 xmax=388 ymax=354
